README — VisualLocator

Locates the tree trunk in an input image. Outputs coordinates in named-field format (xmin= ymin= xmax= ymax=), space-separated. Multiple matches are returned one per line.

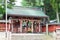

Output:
xmin=56 ymin=10 xmax=59 ymax=23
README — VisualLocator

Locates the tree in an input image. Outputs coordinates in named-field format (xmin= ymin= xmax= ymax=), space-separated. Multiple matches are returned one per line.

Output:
xmin=0 ymin=0 xmax=5 ymax=19
xmin=50 ymin=0 xmax=60 ymax=23
xmin=22 ymin=0 xmax=35 ymax=7
xmin=0 ymin=0 xmax=15 ymax=19
xmin=44 ymin=0 xmax=56 ymax=20
xmin=7 ymin=0 xmax=15 ymax=9
xmin=22 ymin=0 xmax=44 ymax=7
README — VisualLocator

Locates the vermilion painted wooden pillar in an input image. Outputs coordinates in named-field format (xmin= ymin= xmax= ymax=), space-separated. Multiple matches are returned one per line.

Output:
xmin=9 ymin=19 xmax=11 ymax=31
xmin=19 ymin=19 xmax=21 ymax=33
xmin=11 ymin=20 xmax=13 ymax=32
xmin=20 ymin=19 xmax=22 ymax=33
xmin=31 ymin=20 xmax=33 ymax=33
xmin=39 ymin=22 xmax=40 ymax=32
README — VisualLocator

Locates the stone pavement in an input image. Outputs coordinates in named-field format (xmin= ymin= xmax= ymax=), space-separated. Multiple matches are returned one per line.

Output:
xmin=11 ymin=34 xmax=54 ymax=40
xmin=45 ymin=35 xmax=54 ymax=40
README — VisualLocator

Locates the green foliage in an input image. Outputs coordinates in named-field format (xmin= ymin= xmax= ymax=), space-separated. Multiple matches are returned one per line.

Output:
xmin=0 ymin=0 xmax=15 ymax=19
xmin=50 ymin=0 xmax=60 ymax=22
xmin=0 ymin=0 xmax=2 ymax=3
xmin=50 ymin=0 xmax=60 ymax=13
xmin=0 ymin=0 xmax=5 ymax=19
xmin=0 ymin=0 xmax=5 ymax=14
xmin=50 ymin=0 xmax=59 ymax=11
xmin=7 ymin=0 xmax=15 ymax=9
xmin=0 ymin=5 xmax=5 ymax=14
xmin=22 ymin=0 xmax=30 ymax=7
xmin=42 ymin=0 xmax=56 ymax=20
xmin=7 ymin=3 xmax=14 ymax=9
xmin=22 ymin=0 xmax=44 ymax=7
xmin=9 ymin=0 xmax=15 ymax=2
xmin=44 ymin=1 xmax=56 ymax=20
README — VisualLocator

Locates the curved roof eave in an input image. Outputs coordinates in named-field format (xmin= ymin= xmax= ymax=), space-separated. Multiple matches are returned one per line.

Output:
xmin=7 ymin=7 xmax=48 ymax=18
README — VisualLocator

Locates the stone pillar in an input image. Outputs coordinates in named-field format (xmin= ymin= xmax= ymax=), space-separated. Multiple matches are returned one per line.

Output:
xmin=46 ymin=23 xmax=48 ymax=35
